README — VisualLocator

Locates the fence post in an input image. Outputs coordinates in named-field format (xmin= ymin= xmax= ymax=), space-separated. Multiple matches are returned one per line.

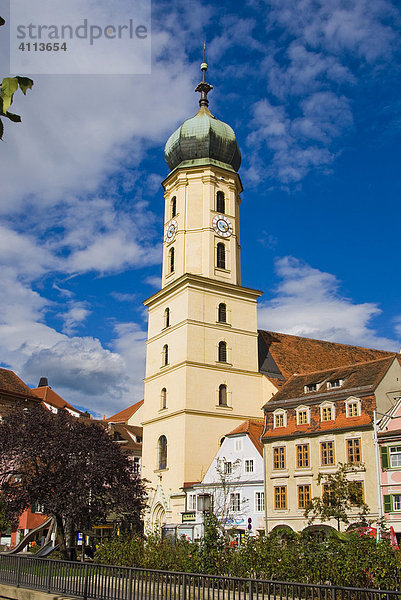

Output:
xmin=249 ymin=579 xmax=253 ymax=600
xmin=128 ymin=568 xmax=133 ymax=600
xmin=183 ymin=573 xmax=187 ymax=600
xmin=331 ymin=586 xmax=336 ymax=600
xmin=83 ymin=563 xmax=89 ymax=600
xmin=16 ymin=556 xmax=22 ymax=588
xmin=46 ymin=560 xmax=53 ymax=593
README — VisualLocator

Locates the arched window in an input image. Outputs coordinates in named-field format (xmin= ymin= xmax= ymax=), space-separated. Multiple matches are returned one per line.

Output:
xmin=169 ymin=247 xmax=175 ymax=273
xmin=164 ymin=307 xmax=170 ymax=328
xmin=216 ymin=191 xmax=225 ymax=214
xmin=218 ymin=303 xmax=227 ymax=323
xmin=219 ymin=384 xmax=227 ymax=406
xmin=158 ymin=435 xmax=167 ymax=470
xmin=171 ymin=196 xmax=176 ymax=218
xmin=161 ymin=387 xmax=167 ymax=409
xmin=218 ymin=341 xmax=227 ymax=363
xmin=217 ymin=243 xmax=226 ymax=269
xmin=162 ymin=344 xmax=169 ymax=366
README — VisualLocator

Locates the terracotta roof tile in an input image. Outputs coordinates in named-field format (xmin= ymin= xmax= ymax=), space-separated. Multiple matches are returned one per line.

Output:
xmin=227 ymin=419 xmax=264 ymax=455
xmin=259 ymin=330 xmax=393 ymax=381
xmin=0 ymin=368 xmax=41 ymax=400
xmin=106 ymin=399 xmax=144 ymax=423
xmin=31 ymin=386 xmax=86 ymax=416
xmin=265 ymin=356 xmax=396 ymax=406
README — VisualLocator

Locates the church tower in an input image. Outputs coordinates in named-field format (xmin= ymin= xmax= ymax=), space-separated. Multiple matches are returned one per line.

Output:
xmin=141 ymin=63 xmax=265 ymax=529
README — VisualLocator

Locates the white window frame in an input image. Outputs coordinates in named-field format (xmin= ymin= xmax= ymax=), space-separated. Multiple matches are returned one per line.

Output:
xmin=327 ymin=379 xmax=343 ymax=390
xmin=393 ymin=494 xmax=401 ymax=511
xmin=389 ymin=446 xmax=401 ymax=468
xmin=296 ymin=406 xmax=310 ymax=425
xmin=235 ymin=438 xmax=243 ymax=452
xmin=255 ymin=491 xmax=265 ymax=512
xmin=230 ymin=492 xmax=241 ymax=513
xmin=304 ymin=383 xmax=318 ymax=393
xmin=273 ymin=409 xmax=287 ymax=428
xmin=320 ymin=401 xmax=335 ymax=422
xmin=245 ymin=459 xmax=254 ymax=473
xmin=187 ymin=493 xmax=197 ymax=511
xmin=345 ymin=397 xmax=361 ymax=418
xmin=224 ymin=461 xmax=232 ymax=475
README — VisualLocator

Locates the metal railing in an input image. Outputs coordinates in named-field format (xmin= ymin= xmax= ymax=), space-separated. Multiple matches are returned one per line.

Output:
xmin=0 ymin=555 xmax=400 ymax=600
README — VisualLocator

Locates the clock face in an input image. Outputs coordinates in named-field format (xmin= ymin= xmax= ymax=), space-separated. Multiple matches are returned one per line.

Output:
xmin=165 ymin=220 xmax=177 ymax=244
xmin=213 ymin=215 xmax=233 ymax=238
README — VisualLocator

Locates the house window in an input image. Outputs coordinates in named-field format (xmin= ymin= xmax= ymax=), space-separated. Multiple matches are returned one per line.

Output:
xmin=274 ymin=412 xmax=285 ymax=428
xmin=274 ymin=486 xmax=287 ymax=510
xmin=169 ymin=247 xmax=175 ymax=273
xmin=297 ymin=409 xmax=309 ymax=425
xmin=322 ymin=483 xmax=334 ymax=506
xmin=216 ymin=191 xmax=225 ymax=213
xmin=161 ymin=387 xmax=167 ymax=409
xmin=188 ymin=494 xmax=197 ymax=511
xmin=389 ymin=446 xmax=401 ymax=468
xmin=235 ymin=439 xmax=243 ymax=452
xmin=350 ymin=481 xmax=365 ymax=505
xmin=158 ymin=435 xmax=167 ymax=470
xmin=218 ymin=303 xmax=227 ymax=323
xmin=347 ymin=438 xmax=362 ymax=464
xmin=230 ymin=492 xmax=240 ymax=512
xmin=217 ymin=243 xmax=226 ymax=269
xmin=171 ymin=196 xmax=176 ymax=218
xmin=218 ymin=384 xmax=227 ymax=406
xmin=393 ymin=495 xmax=401 ymax=511
xmin=346 ymin=399 xmax=360 ymax=417
xmin=218 ymin=341 xmax=227 ymax=362
xmin=298 ymin=485 xmax=311 ymax=509
xmin=296 ymin=444 xmax=310 ymax=468
xmin=327 ymin=379 xmax=342 ymax=389
xmin=255 ymin=492 xmax=265 ymax=512
xmin=164 ymin=307 xmax=170 ymax=328
xmin=321 ymin=405 xmax=334 ymax=421
xmin=320 ymin=441 xmax=335 ymax=466
xmin=162 ymin=344 xmax=169 ymax=366
xmin=273 ymin=446 xmax=286 ymax=470
xmin=224 ymin=461 xmax=232 ymax=475
xmin=305 ymin=383 xmax=317 ymax=393
xmin=245 ymin=459 xmax=254 ymax=473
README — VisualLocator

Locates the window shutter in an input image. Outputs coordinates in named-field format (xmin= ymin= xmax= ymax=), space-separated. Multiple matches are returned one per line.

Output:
xmin=383 ymin=494 xmax=392 ymax=513
xmin=380 ymin=446 xmax=389 ymax=469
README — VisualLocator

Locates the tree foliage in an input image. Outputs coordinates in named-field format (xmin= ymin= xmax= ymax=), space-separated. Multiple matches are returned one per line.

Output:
xmin=304 ymin=462 xmax=369 ymax=530
xmin=0 ymin=405 xmax=146 ymax=559
xmin=0 ymin=17 xmax=33 ymax=139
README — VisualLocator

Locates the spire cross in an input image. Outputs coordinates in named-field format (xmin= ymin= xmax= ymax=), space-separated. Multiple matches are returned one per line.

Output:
xmin=195 ymin=43 xmax=213 ymax=107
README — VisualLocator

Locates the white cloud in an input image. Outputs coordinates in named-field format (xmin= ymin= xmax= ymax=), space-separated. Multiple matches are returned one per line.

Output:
xmin=258 ymin=256 xmax=399 ymax=351
xmin=61 ymin=301 xmax=91 ymax=335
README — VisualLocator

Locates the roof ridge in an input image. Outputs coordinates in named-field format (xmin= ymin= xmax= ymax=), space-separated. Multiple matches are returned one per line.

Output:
xmin=288 ymin=355 xmax=396 ymax=379
xmin=260 ymin=329 xmax=396 ymax=355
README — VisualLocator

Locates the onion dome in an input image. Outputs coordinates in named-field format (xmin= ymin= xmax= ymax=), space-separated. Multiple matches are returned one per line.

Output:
xmin=164 ymin=62 xmax=241 ymax=173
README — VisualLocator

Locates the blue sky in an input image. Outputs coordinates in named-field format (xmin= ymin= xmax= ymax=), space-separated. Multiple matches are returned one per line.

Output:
xmin=0 ymin=0 xmax=400 ymax=416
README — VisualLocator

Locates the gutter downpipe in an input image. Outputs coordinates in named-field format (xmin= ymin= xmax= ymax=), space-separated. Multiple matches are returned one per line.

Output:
xmin=373 ymin=410 xmax=383 ymax=543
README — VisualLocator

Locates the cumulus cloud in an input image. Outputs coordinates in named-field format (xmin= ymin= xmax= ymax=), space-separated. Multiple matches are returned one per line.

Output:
xmin=258 ymin=256 xmax=399 ymax=350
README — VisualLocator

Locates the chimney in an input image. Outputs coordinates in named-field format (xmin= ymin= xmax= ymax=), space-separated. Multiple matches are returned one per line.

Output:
xmin=38 ymin=377 xmax=49 ymax=387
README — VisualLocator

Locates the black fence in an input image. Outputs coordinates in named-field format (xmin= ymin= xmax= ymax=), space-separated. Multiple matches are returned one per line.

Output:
xmin=0 ymin=555 xmax=400 ymax=600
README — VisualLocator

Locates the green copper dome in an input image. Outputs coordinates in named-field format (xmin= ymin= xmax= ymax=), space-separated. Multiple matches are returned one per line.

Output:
xmin=164 ymin=63 xmax=241 ymax=172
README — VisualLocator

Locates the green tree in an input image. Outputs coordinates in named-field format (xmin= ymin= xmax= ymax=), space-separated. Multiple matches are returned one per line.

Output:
xmin=304 ymin=462 xmax=369 ymax=531
xmin=0 ymin=17 xmax=33 ymax=139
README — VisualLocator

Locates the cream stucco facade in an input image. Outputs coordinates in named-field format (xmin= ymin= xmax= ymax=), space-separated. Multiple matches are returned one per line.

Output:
xmin=141 ymin=160 xmax=277 ymax=529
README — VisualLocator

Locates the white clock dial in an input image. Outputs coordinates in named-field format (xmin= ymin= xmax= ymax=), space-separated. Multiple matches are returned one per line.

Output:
xmin=212 ymin=215 xmax=233 ymax=238
xmin=165 ymin=220 xmax=177 ymax=244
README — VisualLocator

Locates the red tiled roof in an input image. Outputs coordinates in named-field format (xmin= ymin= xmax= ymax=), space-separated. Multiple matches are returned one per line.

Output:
xmin=259 ymin=330 xmax=393 ymax=381
xmin=0 ymin=368 xmax=41 ymax=400
xmin=32 ymin=385 xmax=86 ymax=416
xmin=106 ymin=399 xmax=144 ymax=423
xmin=265 ymin=356 xmax=396 ymax=406
xmin=227 ymin=419 xmax=264 ymax=455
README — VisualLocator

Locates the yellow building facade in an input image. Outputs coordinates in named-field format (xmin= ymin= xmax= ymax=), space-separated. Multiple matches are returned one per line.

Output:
xmin=141 ymin=64 xmax=276 ymax=529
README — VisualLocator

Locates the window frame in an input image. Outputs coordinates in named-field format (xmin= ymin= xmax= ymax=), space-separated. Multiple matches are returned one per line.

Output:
xmin=162 ymin=344 xmax=169 ymax=367
xmin=255 ymin=491 xmax=265 ymax=513
xmin=273 ymin=409 xmax=286 ymax=429
xmin=296 ymin=406 xmax=310 ymax=425
xmin=297 ymin=484 xmax=311 ymax=509
xmin=389 ymin=446 xmax=401 ymax=468
xmin=216 ymin=242 xmax=226 ymax=270
xmin=296 ymin=443 xmax=310 ymax=469
xmin=345 ymin=397 xmax=361 ymax=418
xmin=245 ymin=459 xmax=254 ymax=473
xmin=346 ymin=437 xmax=362 ymax=464
xmin=169 ymin=246 xmax=175 ymax=273
xmin=274 ymin=486 xmax=287 ymax=510
xmin=216 ymin=191 xmax=225 ymax=214
xmin=160 ymin=387 xmax=167 ymax=410
xmin=218 ymin=341 xmax=228 ymax=363
xmin=230 ymin=492 xmax=241 ymax=513
xmin=320 ymin=402 xmax=335 ymax=422
xmin=158 ymin=435 xmax=167 ymax=470
xmin=218 ymin=383 xmax=228 ymax=406
xmin=171 ymin=196 xmax=177 ymax=218
xmin=320 ymin=440 xmax=335 ymax=466
xmin=218 ymin=302 xmax=227 ymax=323
xmin=273 ymin=446 xmax=286 ymax=470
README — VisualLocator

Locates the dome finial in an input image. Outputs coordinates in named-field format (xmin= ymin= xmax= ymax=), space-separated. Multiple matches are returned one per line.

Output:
xmin=195 ymin=41 xmax=213 ymax=108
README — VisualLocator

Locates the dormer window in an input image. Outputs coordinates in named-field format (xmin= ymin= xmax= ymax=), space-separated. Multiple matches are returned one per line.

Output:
xmin=296 ymin=406 xmax=310 ymax=425
xmin=304 ymin=383 xmax=318 ymax=393
xmin=346 ymin=397 xmax=360 ymax=418
xmin=273 ymin=410 xmax=286 ymax=428
xmin=320 ymin=402 xmax=335 ymax=422
xmin=327 ymin=379 xmax=342 ymax=389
